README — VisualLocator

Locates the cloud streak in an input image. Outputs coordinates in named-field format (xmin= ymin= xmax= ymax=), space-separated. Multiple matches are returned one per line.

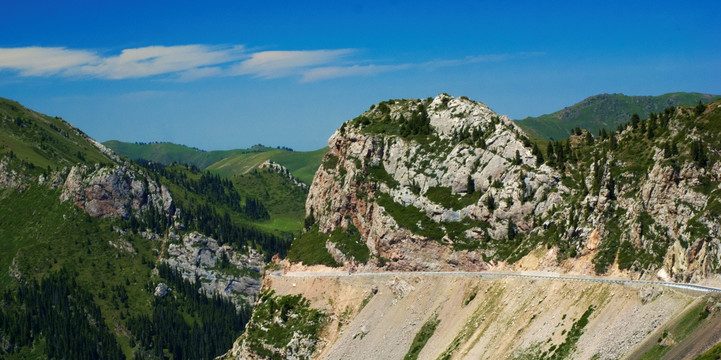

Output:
xmin=233 ymin=49 xmax=354 ymax=78
xmin=0 ymin=47 xmax=99 ymax=76
xmin=76 ymin=45 xmax=246 ymax=79
xmin=0 ymin=45 xmax=542 ymax=82
xmin=300 ymin=52 xmax=544 ymax=82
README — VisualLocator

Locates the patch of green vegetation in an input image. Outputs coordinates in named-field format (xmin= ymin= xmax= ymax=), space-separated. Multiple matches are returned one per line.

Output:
xmin=376 ymin=192 xmax=444 ymax=241
xmin=437 ymin=283 xmax=505 ymax=360
xmin=545 ymin=305 xmax=595 ymax=359
xmin=244 ymin=290 xmax=326 ymax=359
xmin=328 ymin=223 xmax=370 ymax=263
xmin=322 ymin=154 xmax=339 ymax=171
xmin=232 ymin=168 xmax=309 ymax=233
xmin=376 ymin=192 xmax=489 ymax=247
xmin=359 ymin=292 xmax=375 ymax=312
xmin=639 ymin=344 xmax=671 ymax=360
xmin=366 ymin=163 xmax=400 ymax=188
xmin=593 ymin=210 xmax=624 ymax=274
xmin=425 ymin=186 xmax=482 ymax=210
xmin=403 ymin=314 xmax=440 ymax=360
xmin=686 ymin=217 xmax=710 ymax=243
xmin=639 ymin=300 xmax=711 ymax=360
xmin=674 ymin=301 xmax=711 ymax=341
xmin=694 ymin=341 xmax=721 ymax=360
xmin=351 ymin=99 xmax=435 ymax=141
xmin=617 ymin=240 xmax=636 ymax=270
xmin=463 ymin=286 xmax=479 ymax=306
xmin=504 ymin=232 xmax=545 ymax=264
xmin=286 ymin=225 xmax=340 ymax=267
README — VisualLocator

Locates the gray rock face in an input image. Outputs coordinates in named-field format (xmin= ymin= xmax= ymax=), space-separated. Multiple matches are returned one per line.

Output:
xmin=60 ymin=164 xmax=174 ymax=219
xmin=306 ymin=94 xmax=563 ymax=271
xmin=0 ymin=159 xmax=24 ymax=190
xmin=164 ymin=231 xmax=265 ymax=305
xmin=154 ymin=283 xmax=170 ymax=298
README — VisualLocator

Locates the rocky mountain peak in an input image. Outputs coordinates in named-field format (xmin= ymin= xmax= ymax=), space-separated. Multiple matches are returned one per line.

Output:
xmin=296 ymin=95 xmax=561 ymax=272
xmin=293 ymin=96 xmax=721 ymax=284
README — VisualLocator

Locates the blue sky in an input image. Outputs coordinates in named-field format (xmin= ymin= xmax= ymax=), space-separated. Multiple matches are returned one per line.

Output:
xmin=1 ymin=0 xmax=719 ymax=151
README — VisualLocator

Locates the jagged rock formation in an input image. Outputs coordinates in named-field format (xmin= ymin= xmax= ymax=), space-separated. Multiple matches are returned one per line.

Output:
xmin=304 ymin=94 xmax=562 ymax=271
xmin=299 ymin=94 xmax=721 ymax=283
xmin=164 ymin=231 xmax=264 ymax=304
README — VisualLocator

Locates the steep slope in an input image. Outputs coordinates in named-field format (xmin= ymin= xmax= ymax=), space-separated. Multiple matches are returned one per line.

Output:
xmin=0 ymin=97 xmax=275 ymax=359
xmin=293 ymin=94 xmax=721 ymax=284
xmin=516 ymin=92 xmax=720 ymax=141
xmin=235 ymin=270 xmax=721 ymax=360
xmin=231 ymin=94 xmax=721 ymax=360
xmin=296 ymin=94 xmax=558 ymax=271
xmin=103 ymin=140 xmax=273 ymax=169
xmin=0 ymin=97 xmax=114 ymax=172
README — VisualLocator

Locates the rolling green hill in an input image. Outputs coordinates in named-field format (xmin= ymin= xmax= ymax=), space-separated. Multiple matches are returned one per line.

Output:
xmin=516 ymin=92 xmax=721 ymax=140
xmin=207 ymin=147 xmax=326 ymax=185
xmin=102 ymin=140 xmax=274 ymax=169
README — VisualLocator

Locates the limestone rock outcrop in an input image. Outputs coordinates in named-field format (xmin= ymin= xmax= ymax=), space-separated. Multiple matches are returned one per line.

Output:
xmin=164 ymin=231 xmax=264 ymax=305
xmin=301 ymin=95 xmax=721 ymax=282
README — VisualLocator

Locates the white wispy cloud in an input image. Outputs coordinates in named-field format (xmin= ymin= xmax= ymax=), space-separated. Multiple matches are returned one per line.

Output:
xmin=0 ymin=45 xmax=542 ymax=82
xmin=75 ymin=45 xmax=246 ymax=79
xmin=0 ymin=45 xmax=245 ymax=80
xmin=232 ymin=49 xmax=355 ymax=78
xmin=0 ymin=47 xmax=99 ymax=76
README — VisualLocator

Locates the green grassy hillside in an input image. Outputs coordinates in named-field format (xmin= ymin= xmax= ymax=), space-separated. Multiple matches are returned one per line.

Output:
xmin=207 ymin=147 xmax=326 ymax=185
xmin=0 ymin=97 xmax=111 ymax=171
xmin=0 ymin=99 xmax=264 ymax=359
xmin=103 ymin=140 xmax=274 ymax=169
xmin=0 ymin=185 xmax=159 ymax=357
xmin=516 ymin=92 xmax=721 ymax=140
xmin=232 ymin=168 xmax=309 ymax=233
xmin=0 ymin=185 xmax=250 ymax=359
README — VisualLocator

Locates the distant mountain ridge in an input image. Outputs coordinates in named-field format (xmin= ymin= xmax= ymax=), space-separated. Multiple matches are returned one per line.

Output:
xmin=102 ymin=140 xmax=274 ymax=169
xmin=516 ymin=92 xmax=721 ymax=140
xmin=104 ymin=140 xmax=326 ymax=185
